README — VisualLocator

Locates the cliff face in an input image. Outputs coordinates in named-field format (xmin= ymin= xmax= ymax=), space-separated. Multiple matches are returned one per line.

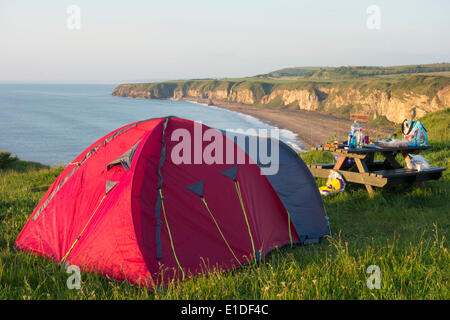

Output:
xmin=112 ymin=76 xmax=450 ymax=123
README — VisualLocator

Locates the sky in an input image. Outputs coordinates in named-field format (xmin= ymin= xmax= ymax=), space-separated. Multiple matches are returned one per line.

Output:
xmin=0 ymin=0 xmax=449 ymax=83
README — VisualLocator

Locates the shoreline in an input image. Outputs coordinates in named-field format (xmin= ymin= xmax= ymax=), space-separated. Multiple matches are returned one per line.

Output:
xmin=177 ymin=98 xmax=395 ymax=148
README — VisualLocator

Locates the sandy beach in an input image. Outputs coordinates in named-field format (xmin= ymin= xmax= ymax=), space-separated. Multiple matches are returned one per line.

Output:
xmin=182 ymin=98 xmax=395 ymax=149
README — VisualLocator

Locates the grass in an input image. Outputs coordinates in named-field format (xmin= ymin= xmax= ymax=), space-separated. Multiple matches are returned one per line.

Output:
xmin=0 ymin=111 xmax=449 ymax=300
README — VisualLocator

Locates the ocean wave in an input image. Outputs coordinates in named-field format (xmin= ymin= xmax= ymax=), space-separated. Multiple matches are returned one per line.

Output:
xmin=187 ymin=100 xmax=306 ymax=152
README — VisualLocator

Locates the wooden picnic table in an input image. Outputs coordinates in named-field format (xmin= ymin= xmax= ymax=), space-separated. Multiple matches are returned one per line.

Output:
xmin=307 ymin=144 xmax=446 ymax=196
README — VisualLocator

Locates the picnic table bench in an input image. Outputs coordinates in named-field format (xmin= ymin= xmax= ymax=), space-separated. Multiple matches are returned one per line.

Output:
xmin=307 ymin=145 xmax=446 ymax=196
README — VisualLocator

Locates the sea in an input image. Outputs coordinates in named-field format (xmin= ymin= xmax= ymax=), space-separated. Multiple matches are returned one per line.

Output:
xmin=0 ymin=84 xmax=305 ymax=166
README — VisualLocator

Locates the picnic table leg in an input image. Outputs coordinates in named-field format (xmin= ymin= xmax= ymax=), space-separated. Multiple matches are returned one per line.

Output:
xmin=365 ymin=152 xmax=375 ymax=165
xmin=382 ymin=151 xmax=402 ymax=169
xmin=354 ymin=158 xmax=374 ymax=196
xmin=333 ymin=156 xmax=347 ymax=170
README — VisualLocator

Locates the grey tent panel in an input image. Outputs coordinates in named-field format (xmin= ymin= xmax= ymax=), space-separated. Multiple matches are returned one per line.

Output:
xmin=221 ymin=131 xmax=330 ymax=242
xmin=155 ymin=192 xmax=163 ymax=259
xmin=185 ymin=180 xmax=204 ymax=197
xmin=155 ymin=118 xmax=170 ymax=259
xmin=268 ymin=140 xmax=330 ymax=240
xmin=107 ymin=140 xmax=141 ymax=171
xmin=105 ymin=180 xmax=119 ymax=194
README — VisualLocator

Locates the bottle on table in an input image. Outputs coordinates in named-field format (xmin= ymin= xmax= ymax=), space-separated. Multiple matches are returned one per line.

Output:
xmin=357 ymin=129 xmax=364 ymax=146
xmin=350 ymin=135 xmax=357 ymax=148
xmin=350 ymin=121 xmax=360 ymax=136
xmin=350 ymin=121 xmax=364 ymax=147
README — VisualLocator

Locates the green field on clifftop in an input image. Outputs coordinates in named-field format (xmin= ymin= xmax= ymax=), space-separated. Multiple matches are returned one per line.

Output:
xmin=261 ymin=63 xmax=450 ymax=80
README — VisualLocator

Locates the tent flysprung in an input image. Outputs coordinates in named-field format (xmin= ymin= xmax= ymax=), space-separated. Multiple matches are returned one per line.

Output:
xmin=15 ymin=117 xmax=330 ymax=288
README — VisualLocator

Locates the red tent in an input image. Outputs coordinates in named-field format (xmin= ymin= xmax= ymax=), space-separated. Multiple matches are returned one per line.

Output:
xmin=15 ymin=117 xmax=329 ymax=288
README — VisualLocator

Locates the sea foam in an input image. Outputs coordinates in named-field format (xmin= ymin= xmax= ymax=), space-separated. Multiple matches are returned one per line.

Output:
xmin=186 ymin=100 xmax=306 ymax=153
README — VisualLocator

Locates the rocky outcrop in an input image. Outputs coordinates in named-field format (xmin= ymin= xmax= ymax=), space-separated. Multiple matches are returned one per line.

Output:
xmin=261 ymin=89 xmax=321 ymax=110
xmin=112 ymin=76 xmax=450 ymax=123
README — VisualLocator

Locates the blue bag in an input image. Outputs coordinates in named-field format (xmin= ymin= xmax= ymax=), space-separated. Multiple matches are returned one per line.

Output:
xmin=401 ymin=120 xmax=428 ymax=146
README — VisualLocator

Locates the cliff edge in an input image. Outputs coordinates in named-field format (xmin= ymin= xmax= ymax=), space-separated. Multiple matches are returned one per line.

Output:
xmin=112 ymin=75 xmax=450 ymax=123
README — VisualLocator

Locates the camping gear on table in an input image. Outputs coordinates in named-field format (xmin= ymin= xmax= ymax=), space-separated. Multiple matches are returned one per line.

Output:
xmin=15 ymin=117 xmax=330 ymax=288
xmin=356 ymin=130 xmax=364 ymax=146
xmin=401 ymin=120 xmax=428 ymax=147
xmin=374 ymin=139 xmax=410 ymax=148
xmin=319 ymin=170 xmax=345 ymax=196
xmin=347 ymin=133 xmax=353 ymax=147
xmin=349 ymin=121 xmax=365 ymax=147
xmin=350 ymin=135 xmax=357 ymax=148
xmin=350 ymin=121 xmax=361 ymax=136
xmin=350 ymin=121 xmax=363 ymax=146
xmin=309 ymin=144 xmax=445 ymax=196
